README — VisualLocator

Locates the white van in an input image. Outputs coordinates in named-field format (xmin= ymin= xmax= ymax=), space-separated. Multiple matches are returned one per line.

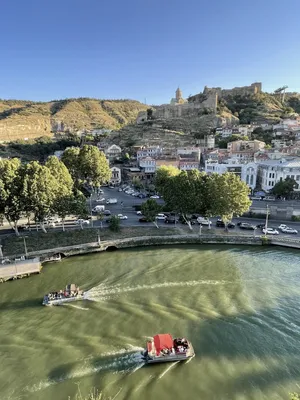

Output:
xmin=106 ymin=198 xmax=118 ymax=204
xmin=92 ymin=205 xmax=105 ymax=213
xmin=197 ymin=217 xmax=212 ymax=225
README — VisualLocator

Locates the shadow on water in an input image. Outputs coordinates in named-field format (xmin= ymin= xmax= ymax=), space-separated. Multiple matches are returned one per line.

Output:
xmin=189 ymin=295 xmax=300 ymax=397
xmin=0 ymin=298 xmax=41 ymax=311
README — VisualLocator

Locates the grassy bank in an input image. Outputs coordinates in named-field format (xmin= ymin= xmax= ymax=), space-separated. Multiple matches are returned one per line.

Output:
xmin=1 ymin=226 xmax=183 ymax=257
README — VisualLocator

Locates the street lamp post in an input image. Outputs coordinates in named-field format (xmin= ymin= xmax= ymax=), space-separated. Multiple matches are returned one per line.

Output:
xmin=97 ymin=230 xmax=101 ymax=246
xmin=23 ymin=237 xmax=28 ymax=257
xmin=90 ymin=194 xmax=94 ymax=227
xmin=199 ymin=223 xmax=202 ymax=236
xmin=264 ymin=205 xmax=269 ymax=237
xmin=0 ymin=244 xmax=3 ymax=260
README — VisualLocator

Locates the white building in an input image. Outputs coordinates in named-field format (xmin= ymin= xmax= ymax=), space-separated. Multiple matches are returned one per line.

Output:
xmin=205 ymin=160 xmax=258 ymax=189
xmin=139 ymin=157 xmax=156 ymax=173
xmin=105 ymin=144 xmax=122 ymax=161
xmin=257 ymin=159 xmax=300 ymax=192
xmin=220 ymin=128 xmax=233 ymax=138
xmin=137 ymin=146 xmax=162 ymax=160
xmin=110 ymin=166 xmax=121 ymax=185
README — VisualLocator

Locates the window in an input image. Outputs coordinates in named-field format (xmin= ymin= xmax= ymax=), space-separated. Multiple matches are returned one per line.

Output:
xmin=268 ymin=181 xmax=271 ymax=186
xmin=296 ymin=175 xmax=300 ymax=181
xmin=291 ymin=175 xmax=295 ymax=180
xmin=287 ymin=175 xmax=290 ymax=179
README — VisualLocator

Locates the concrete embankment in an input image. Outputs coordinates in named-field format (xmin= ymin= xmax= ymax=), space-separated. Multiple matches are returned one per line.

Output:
xmin=23 ymin=234 xmax=263 ymax=260
xmin=0 ymin=258 xmax=41 ymax=282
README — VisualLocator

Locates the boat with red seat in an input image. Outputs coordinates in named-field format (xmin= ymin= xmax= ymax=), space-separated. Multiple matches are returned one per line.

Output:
xmin=141 ymin=333 xmax=195 ymax=364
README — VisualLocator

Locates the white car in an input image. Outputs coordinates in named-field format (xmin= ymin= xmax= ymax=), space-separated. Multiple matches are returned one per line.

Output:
xmin=278 ymin=224 xmax=288 ymax=230
xmin=150 ymin=195 xmax=160 ymax=199
xmin=281 ymin=227 xmax=298 ymax=234
xmin=262 ymin=228 xmax=279 ymax=235
xmin=156 ymin=213 xmax=166 ymax=220
xmin=117 ymin=214 xmax=128 ymax=220
xmin=75 ymin=219 xmax=90 ymax=225
xmin=118 ymin=188 xmax=123 ymax=192
xmin=96 ymin=197 xmax=105 ymax=202
xmin=197 ymin=217 xmax=212 ymax=225
xmin=136 ymin=211 xmax=142 ymax=215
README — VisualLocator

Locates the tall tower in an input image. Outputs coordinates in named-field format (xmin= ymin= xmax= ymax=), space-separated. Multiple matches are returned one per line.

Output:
xmin=176 ymin=87 xmax=183 ymax=102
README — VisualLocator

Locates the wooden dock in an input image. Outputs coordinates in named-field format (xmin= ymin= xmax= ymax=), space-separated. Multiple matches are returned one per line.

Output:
xmin=0 ymin=258 xmax=42 ymax=282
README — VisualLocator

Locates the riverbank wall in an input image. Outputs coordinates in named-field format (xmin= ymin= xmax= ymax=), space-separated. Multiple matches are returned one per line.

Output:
xmin=19 ymin=234 xmax=263 ymax=260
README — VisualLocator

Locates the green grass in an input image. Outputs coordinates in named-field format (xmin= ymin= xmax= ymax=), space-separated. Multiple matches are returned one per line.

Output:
xmin=1 ymin=226 xmax=178 ymax=256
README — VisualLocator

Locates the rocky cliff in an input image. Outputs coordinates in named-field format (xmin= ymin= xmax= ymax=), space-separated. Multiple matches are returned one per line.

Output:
xmin=0 ymin=98 xmax=148 ymax=141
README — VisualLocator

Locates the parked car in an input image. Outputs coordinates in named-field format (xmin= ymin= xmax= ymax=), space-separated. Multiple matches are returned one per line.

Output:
xmin=103 ymin=210 xmax=111 ymax=216
xmin=256 ymin=223 xmax=266 ymax=229
xmin=164 ymin=217 xmax=178 ymax=224
xmin=197 ymin=217 xmax=212 ymax=225
xmin=156 ymin=213 xmax=166 ymax=220
xmin=117 ymin=214 xmax=128 ymax=220
xmin=98 ymin=189 xmax=104 ymax=194
xmin=262 ymin=227 xmax=279 ymax=235
xmin=75 ymin=219 xmax=90 ymax=225
xmin=263 ymin=196 xmax=276 ymax=201
xmin=118 ymin=188 xmax=123 ymax=192
xmin=278 ymin=224 xmax=288 ymax=230
xmin=138 ymin=193 xmax=147 ymax=199
xmin=139 ymin=217 xmax=149 ymax=223
xmin=239 ymin=222 xmax=256 ymax=230
xmin=216 ymin=219 xmax=235 ymax=228
xmin=281 ymin=227 xmax=298 ymax=234
xmin=96 ymin=197 xmax=105 ymax=202
xmin=179 ymin=218 xmax=196 ymax=225
xmin=136 ymin=211 xmax=143 ymax=215
xmin=150 ymin=195 xmax=160 ymax=199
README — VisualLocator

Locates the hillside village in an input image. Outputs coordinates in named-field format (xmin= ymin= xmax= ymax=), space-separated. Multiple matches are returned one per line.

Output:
xmin=2 ymin=82 xmax=300 ymax=196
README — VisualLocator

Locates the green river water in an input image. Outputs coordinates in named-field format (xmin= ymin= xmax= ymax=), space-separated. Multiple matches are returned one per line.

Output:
xmin=1 ymin=245 xmax=300 ymax=400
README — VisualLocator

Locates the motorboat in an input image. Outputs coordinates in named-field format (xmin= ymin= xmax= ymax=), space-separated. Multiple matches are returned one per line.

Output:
xmin=42 ymin=283 xmax=85 ymax=306
xmin=141 ymin=333 xmax=195 ymax=364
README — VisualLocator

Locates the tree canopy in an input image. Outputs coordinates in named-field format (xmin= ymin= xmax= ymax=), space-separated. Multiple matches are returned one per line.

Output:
xmin=271 ymin=177 xmax=298 ymax=198
xmin=141 ymin=199 xmax=162 ymax=227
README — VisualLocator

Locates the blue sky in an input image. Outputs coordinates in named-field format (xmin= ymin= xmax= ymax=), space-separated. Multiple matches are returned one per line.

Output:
xmin=1 ymin=0 xmax=300 ymax=104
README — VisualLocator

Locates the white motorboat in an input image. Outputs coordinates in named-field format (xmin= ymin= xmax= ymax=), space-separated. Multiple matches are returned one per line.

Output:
xmin=42 ymin=283 xmax=85 ymax=306
xmin=141 ymin=333 xmax=195 ymax=364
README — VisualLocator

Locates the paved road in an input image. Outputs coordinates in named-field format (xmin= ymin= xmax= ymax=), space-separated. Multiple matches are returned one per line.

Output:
xmin=1 ymin=186 xmax=300 ymax=238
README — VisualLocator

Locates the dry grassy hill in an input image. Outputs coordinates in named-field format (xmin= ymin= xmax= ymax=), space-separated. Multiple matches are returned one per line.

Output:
xmin=0 ymin=98 xmax=148 ymax=141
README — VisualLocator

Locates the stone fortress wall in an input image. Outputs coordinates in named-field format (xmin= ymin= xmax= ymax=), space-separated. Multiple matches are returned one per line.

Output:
xmin=203 ymin=82 xmax=262 ymax=98
xmin=137 ymin=83 xmax=262 ymax=123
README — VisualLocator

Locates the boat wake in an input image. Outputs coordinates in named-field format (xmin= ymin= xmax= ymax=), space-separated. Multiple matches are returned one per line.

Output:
xmin=24 ymin=347 xmax=145 ymax=394
xmin=64 ymin=304 xmax=89 ymax=311
xmin=85 ymin=279 xmax=230 ymax=301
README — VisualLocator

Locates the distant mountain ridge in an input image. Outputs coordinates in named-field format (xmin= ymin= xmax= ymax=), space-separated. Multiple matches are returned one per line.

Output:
xmin=0 ymin=98 xmax=148 ymax=141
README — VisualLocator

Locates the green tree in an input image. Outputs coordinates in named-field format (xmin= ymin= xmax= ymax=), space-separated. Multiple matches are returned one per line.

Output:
xmin=155 ymin=166 xmax=180 ymax=196
xmin=45 ymin=156 xmax=73 ymax=197
xmin=206 ymin=173 xmax=251 ymax=227
xmin=61 ymin=147 xmax=81 ymax=185
xmin=20 ymin=162 xmax=60 ymax=233
xmin=52 ymin=195 xmax=76 ymax=231
xmin=132 ymin=177 xmax=143 ymax=189
xmin=161 ymin=170 xmax=208 ymax=230
xmin=109 ymin=215 xmax=121 ymax=232
xmin=0 ymin=158 xmax=24 ymax=235
xmin=141 ymin=199 xmax=162 ymax=228
xmin=271 ymin=177 xmax=298 ymax=198
xmin=78 ymin=145 xmax=111 ymax=188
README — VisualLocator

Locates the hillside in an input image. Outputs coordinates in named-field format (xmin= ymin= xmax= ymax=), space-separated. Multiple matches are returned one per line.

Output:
xmin=0 ymin=98 xmax=148 ymax=141
xmin=219 ymin=92 xmax=300 ymax=124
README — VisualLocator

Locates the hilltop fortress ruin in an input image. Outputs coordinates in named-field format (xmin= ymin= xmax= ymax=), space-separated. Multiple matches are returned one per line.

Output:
xmin=137 ymin=82 xmax=262 ymax=122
